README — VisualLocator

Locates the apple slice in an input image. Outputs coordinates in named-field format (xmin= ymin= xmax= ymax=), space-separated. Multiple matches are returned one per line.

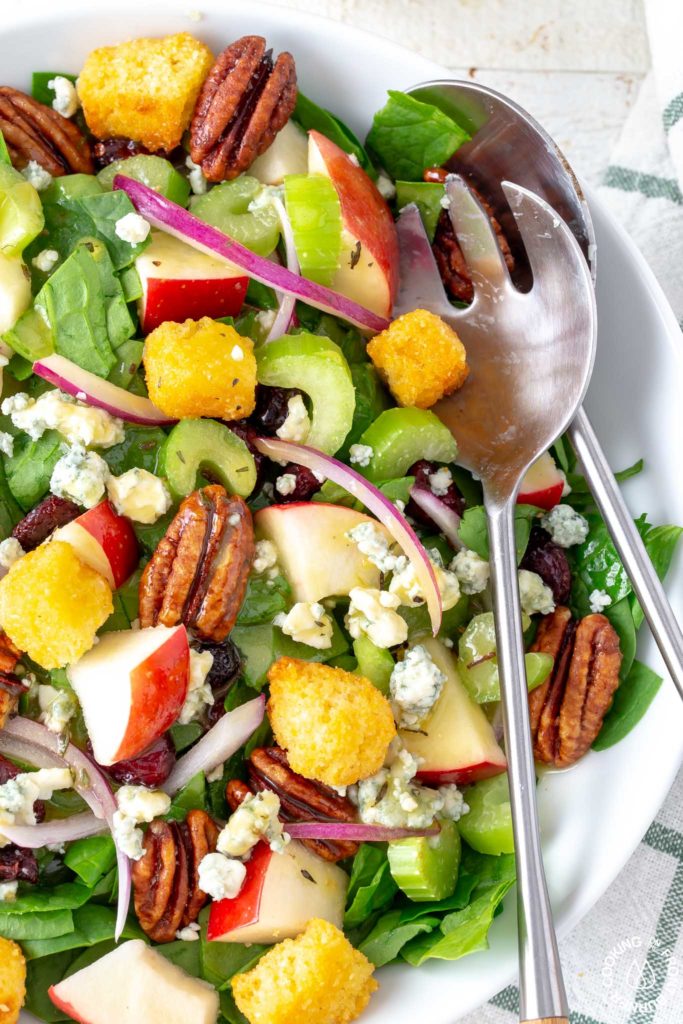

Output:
xmin=68 ymin=625 xmax=189 ymax=765
xmin=136 ymin=230 xmax=248 ymax=333
xmin=254 ymin=502 xmax=392 ymax=602
xmin=517 ymin=451 xmax=566 ymax=510
xmin=308 ymin=130 xmax=399 ymax=319
xmin=49 ymin=938 xmax=219 ymax=1024
xmin=53 ymin=500 xmax=138 ymax=589
xmin=249 ymin=120 xmax=309 ymax=184
xmin=208 ymin=839 xmax=347 ymax=944
xmin=401 ymin=638 xmax=507 ymax=785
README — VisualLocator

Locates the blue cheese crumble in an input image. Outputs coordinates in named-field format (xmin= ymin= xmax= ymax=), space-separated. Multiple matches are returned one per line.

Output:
xmin=275 ymin=394 xmax=311 ymax=443
xmin=390 ymin=644 xmax=446 ymax=728
xmin=540 ymin=504 xmax=589 ymax=548
xmin=274 ymin=601 xmax=334 ymax=649
xmin=50 ymin=444 xmax=110 ymax=508
xmin=345 ymin=587 xmax=408 ymax=648
xmin=589 ymin=588 xmax=612 ymax=614
xmin=450 ymin=548 xmax=490 ymax=595
xmin=1 ymin=389 xmax=124 ymax=448
xmin=216 ymin=790 xmax=289 ymax=859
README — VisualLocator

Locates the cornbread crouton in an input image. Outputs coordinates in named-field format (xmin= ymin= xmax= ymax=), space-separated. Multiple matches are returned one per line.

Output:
xmin=0 ymin=938 xmax=26 ymax=1024
xmin=267 ymin=657 xmax=396 ymax=786
xmin=143 ymin=317 xmax=257 ymax=420
xmin=232 ymin=918 xmax=377 ymax=1024
xmin=0 ymin=542 xmax=112 ymax=670
xmin=77 ymin=33 xmax=213 ymax=151
xmin=367 ymin=308 xmax=469 ymax=409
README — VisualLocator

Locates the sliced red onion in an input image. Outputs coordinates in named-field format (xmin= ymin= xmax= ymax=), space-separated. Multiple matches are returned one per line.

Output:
xmin=254 ymin=437 xmax=442 ymax=633
xmin=285 ymin=821 xmax=440 ymax=841
xmin=4 ymin=717 xmax=130 ymax=941
xmin=164 ymin=695 xmax=265 ymax=796
xmin=33 ymin=354 xmax=175 ymax=426
xmin=0 ymin=812 xmax=105 ymax=849
xmin=409 ymin=485 xmax=463 ymax=551
xmin=114 ymin=175 xmax=389 ymax=334
xmin=0 ymin=730 xmax=67 ymax=770
xmin=265 ymin=196 xmax=298 ymax=343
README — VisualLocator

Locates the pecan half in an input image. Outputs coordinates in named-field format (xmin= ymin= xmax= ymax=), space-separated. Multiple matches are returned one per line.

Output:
xmin=245 ymin=747 xmax=359 ymax=862
xmin=0 ymin=87 xmax=93 ymax=174
xmin=428 ymin=171 xmax=515 ymax=304
xmin=189 ymin=35 xmax=297 ymax=182
xmin=529 ymin=606 xmax=622 ymax=767
xmin=0 ymin=631 xmax=23 ymax=729
xmin=139 ymin=485 xmax=254 ymax=642
xmin=132 ymin=810 xmax=219 ymax=943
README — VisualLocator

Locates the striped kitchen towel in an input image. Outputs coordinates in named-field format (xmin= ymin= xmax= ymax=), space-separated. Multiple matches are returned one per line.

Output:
xmin=460 ymin=4 xmax=683 ymax=1022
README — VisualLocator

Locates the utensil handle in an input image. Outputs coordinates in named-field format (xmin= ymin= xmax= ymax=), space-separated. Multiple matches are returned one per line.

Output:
xmin=486 ymin=497 xmax=569 ymax=1023
xmin=522 ymin=1018 xmax=570 ymax=1023
xmin=568 ymin=407 xmax=683 ymax=700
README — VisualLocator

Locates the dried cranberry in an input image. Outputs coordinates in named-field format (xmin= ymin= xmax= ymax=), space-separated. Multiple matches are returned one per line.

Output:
xmin=207 ymin=697 xmax=226 ymax=728
xmin=0 ymin=755 xmax=45 ymax=822
xmin=275 ymin=463 xmax=321 ymax=503
xmin=249 ymin=385 xmax=303 ymax=436
xmin=0 ymin=844 xmax=39 ymax=885
xmin=104 ymin=734 xmax=176 ymax=788
xmin=197 ymin=638 xmax=241 ymax=692
xmin=224 ymin=419 xmax=265 ymax=486
xmin=92 ymin=137 xmax=149 ymax=169
xmin=521 ymin=526 xmax=572 ymax=605
xmin=407 ymin=460 xmax=465 ymax=527
xmin=12 ymin=495 xmax=81 ymax=551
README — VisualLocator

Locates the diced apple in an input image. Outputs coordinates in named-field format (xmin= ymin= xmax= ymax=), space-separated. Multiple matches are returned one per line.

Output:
xmin=0 ymin=253 xmax=31 ymax=334
xmin=249 ymin=120 xmax=309 ymax=184
xmin=401 ymin=638 xmax=507 ymax=785
xmin=308 ymin=130 xmax=399 ymax=319
xmin=254 ymin=502 xmax=391 ymax=602
xmin=136 ymin=231 xmax=248 ymax=333
xmin=49 ymin=939 xmax=219 ymax=1024
xmin=208 ymin=840 xmax=347 ymax=944
xmin=53 ymin=500 xmax=138 ymax=589
xmin=517 ymin=451 xmax=566 ymax=511
xmin=68 ymin=625 xmax=189 ymax=765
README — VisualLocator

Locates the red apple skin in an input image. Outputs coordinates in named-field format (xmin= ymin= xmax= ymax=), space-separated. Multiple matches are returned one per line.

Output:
xmin=113 ymin=627 xmax=190 ymax=763
xmin=207 ymin=841 xmax=271 ymax=940
xmin=416 ymin=762 xmax=507 ymax=786
xmin=76 ymin=501 xmax=139 ymax=588
xmin=48 ymin=989 xmax=89 ymax=1024
xmin=517 ymin=480 xmax=564 ymax=511
xmin=141 ymin=277 xmax=248 ymax=333
xmin=308 ymin=130 xmax=399 ymax=311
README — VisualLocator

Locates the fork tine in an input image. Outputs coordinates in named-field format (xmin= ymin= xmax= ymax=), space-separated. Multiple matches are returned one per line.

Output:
xmin=445 ymin=174 xmax=512 ymax=293
xmin=394 ymin=204 xmax=453 ymax=318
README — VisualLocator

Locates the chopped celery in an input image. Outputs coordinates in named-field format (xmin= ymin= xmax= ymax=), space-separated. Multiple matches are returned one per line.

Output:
xmin=0 ymin=164 xmax=44 ymax=257
xmin=160 ymin=418 xmax=257 ymax=501
xmin=284 ymin=173 xmax=342 ymax=285
xmin=190 ymin=177 xmax=280 ymax=256
xmin=353 ymin=635 xmax=394 ymax=694
xmin=97 ymin=155 xmax=190 ymax=206
xmin=458 ymin=774 xmax=513 ymax=856
xmin=388 ymin=819 xmax=461 ymax=901
xmin=457 ymin=611 xmax=553 ymax=703
xmin=358 ymin=407 xmax=458 ymax=482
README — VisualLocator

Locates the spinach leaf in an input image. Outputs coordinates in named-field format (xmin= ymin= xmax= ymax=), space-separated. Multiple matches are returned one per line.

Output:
xmin=24 ymin=950 xmax=77 ymax=1022
xmin=157 ymin=939 xmax=202 ymax=976
xmin=0 ymin=457 xmax=23 ymax=538
xmin=293 ymin=92 xmax=375 ymax=175
xmin=395 ymin=180 xmax=445 ymax=240
xmin=102 ymin=425 xmax=166 ymax=476
xmin=0 ymin=130 xmax=10 ymax=166
xmin=236 ymin=573 xmax=291 ymax=626
xmin=274 ymin=617 xmax=349 ymax=664
xmin=457 ymin=504 xmax=539 ymax=563
xmin=359 ymin=910 xmax=439 ymax=967
xmin=379 ymin=476 xmax=415 ymax=507
xmin=571 ymin=513 xmax=632 ymax=608
xmin=0 ymin=882 xmax=92 ymax=915
xmin=0 ymin=908 xmax=73 ymax=940
xmin=245 ymin=280 xmax=277 ymax=310
xmin=169 ymin=721 xmax=204 ymax=753
xmin=65 ymin=940 xmax=117 ymax=977
xmin=5 ymin=428 xmax=62 ymax=510
xmin=629 ymin=524 xmax=682 ymax=629
xmin=604 ymin=597 xmax=637 ymax=682
xmin=167 ymin=772 xmax=207 ymax=820
xmin=21 ymin=905 xmax=145 ymax=959
xmin=231 ymin=624 xmax=276 ymax=690
xmin=367 ymin=91 xmax=470 ymax=181
xmin=344 ymin=844 xmax=397 ymax=929
xmin=337 ymin=363 xmax=389 ymax=461
xmin=64 ymin=837 xmax=116 ymax=888
xmin=593 ymin=660 xmax=663 ymax=751
xmin=200 ymin=925 xmax=267 ymax=989
xmin=31 ymin=71 xmax=77 ymax=106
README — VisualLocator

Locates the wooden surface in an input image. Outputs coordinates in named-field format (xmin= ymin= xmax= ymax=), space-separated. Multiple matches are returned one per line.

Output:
xmin=262 ymin=0 xmax=648 ymax=186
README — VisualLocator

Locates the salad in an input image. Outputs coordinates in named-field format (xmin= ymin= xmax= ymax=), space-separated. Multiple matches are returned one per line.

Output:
xmin=0 ymin=28 xmax=679 ymax=1024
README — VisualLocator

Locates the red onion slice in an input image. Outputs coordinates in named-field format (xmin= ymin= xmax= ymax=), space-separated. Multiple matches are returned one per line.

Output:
xmin=254 ymin=437 xmax=442 ymax=633
xmin=409 ymin=485 xmax=463 ymax=551
xmin=0 ymin=812 xmax=105 ymax=849
xmin=33 ymin=354 xmax=175 ymax=426
xmin=265 ymin=196 xmax=298 ymax=343
xmin=0 ymin=730 xmax=68 ymax=770
xmin=164 ymin=695 xmax=265 ymax=796
xmin=114 ymin=175 xmax=389 ymax=335
xmin=4 ymin=718 xmax=131 ymax=941
xmin=285 ymin=821 xmax=440 ymax=841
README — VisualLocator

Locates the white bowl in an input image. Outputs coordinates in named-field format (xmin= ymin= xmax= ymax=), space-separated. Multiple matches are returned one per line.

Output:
xmin=7 ymin=2 xmax=683 ymax=1021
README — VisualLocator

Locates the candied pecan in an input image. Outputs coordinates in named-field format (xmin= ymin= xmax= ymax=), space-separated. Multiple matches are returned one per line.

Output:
xmin=132 ymin=810 xmax=219 ymax=943
xmin=247 ymin=747 xmax=359 ymax=862
xmin=0 ymin=87 xmax=93 ymax=174
xmin=529 ymin=606 xmax=622 ymax=767
xmin=139 ymin=485 xmax=254 ymax=642
xmin=189 ymin=35 xmax=297 ymax=182
xmin=0 ymin=631 xmax=23 ymax=728
xmin=12 ymin=495 xmax=80 ymax=551
xmin=431 ymin=180 xmax=515 ymax=303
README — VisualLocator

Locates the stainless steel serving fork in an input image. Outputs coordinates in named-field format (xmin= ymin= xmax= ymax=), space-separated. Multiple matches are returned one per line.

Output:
xmin=395 ymin=178 xmax=597 ymax=1024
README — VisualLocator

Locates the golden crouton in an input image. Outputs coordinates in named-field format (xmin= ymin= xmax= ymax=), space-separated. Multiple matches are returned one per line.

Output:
xmin=367 ymin=308 xmax=469 ymax=409
xmin=0 ymin=938 xmax=26 ymax=1024
xmin=267 ymin=657 xmax=396 ymax=787
xmin=0 ymin=542 xmax=113 ymax=670
xmin=232 ymin=918 xmax=377 ymax=1024
xmin=77 ymin=33 xmax=213 ymax=151
xmin=143 ymin=317 xmax=257 ymax=420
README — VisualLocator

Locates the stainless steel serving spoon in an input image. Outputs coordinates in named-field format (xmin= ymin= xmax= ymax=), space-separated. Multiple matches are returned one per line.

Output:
xmin=396 ymin=174 xmax=593 ymax=1024
xmin=407 ymin=77 xmax=683 ymax=703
